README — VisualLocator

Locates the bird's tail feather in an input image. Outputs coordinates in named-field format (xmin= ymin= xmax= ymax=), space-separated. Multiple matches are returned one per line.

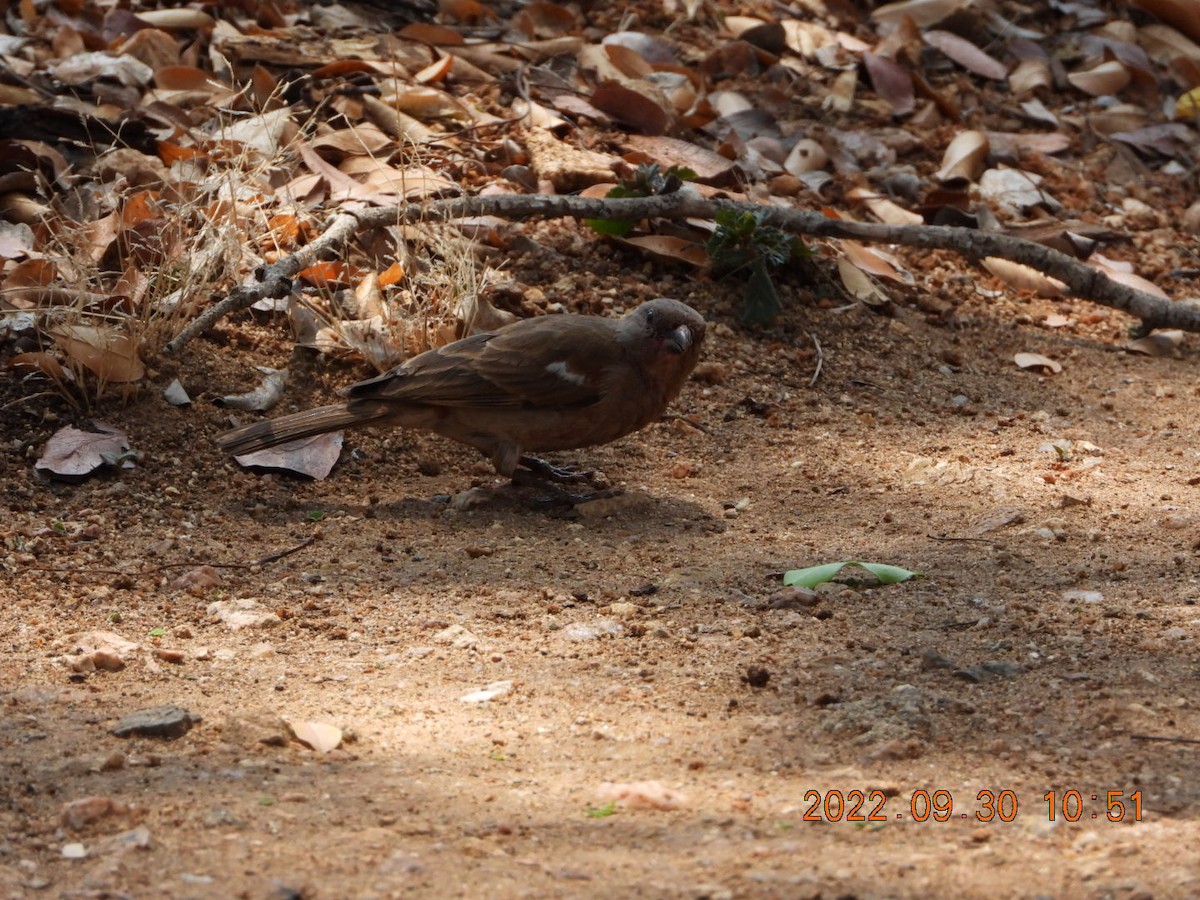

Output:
xmin=216 ymin=402 xmax=392 ymax=456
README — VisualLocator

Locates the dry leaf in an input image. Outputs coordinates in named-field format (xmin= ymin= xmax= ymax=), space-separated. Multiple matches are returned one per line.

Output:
xmin=36 ymin=422 xmax=132 ymax=479
xmin=623 ymin=135 xmax=738 ymax=184
xmin=601 ymin=31 xmax=678 ymax=64
xmin=618 ymin=235 xmax=708 ymax=266
xmin=979 ymin=168 xmax=1060 ymax=216
xmin=1014 ymin=352 xmax=1063 ymax=374
xmin=288 ymin=721 xmax=343 ymax=753
xmin=846 ymin=187 xmax=923 ymax=225
xmin=1068 ymin=60 xmax=1131 ymax=96
xmin=1090 ymin=261 xmax=1168 ymax=298
xmin=0 ymin=220 xmax=34 ymax=258
xmin=591 ymin=81 xmax=669 ymax=135
xmin=234 ymin=433 xmax=344 ymax=481
xmin=871 ymin=0 xmax=965 ymax=28
xmin=841 ymin=240 xmax=913 ymax=283
xmin=863 ymin=52 xmax=915 ymax=116
xmin=982 ymin=258 xmax=1066 ymax=296
xmin=1126 ymin=330 xmax=1184 ymax=355
xmin=1043 ymin=313 xmax=1075 ymax=328
xmin=837 ymin=257 xmax=891 ymax=305
xmin=218 ymin=368 xmax=288 ymax=411
xmin=10 ymin=351 xmax=71 ymax=382
xmin=934 ymin=130 xmax=989 ymax=183
xmin=133 ymin=7 xmax=214 ymax=28
xmin=924 ymin=30 xmax=1007 ymax=80
xmin=1130 ymin=0 xmax=1200 ymax=43
xmin=1008 ymin=58 xmax=1053 ymax=96
xmin=51 ymin=325 xmax=145 ymax=382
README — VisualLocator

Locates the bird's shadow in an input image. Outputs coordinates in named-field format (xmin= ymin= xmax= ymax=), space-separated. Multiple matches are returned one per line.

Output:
xmin=321 ymin=482 xmax=720 ymax=532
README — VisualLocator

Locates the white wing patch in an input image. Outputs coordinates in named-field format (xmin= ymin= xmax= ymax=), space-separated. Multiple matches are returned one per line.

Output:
xmin=545 ymin=360 xmax=588 ymax=386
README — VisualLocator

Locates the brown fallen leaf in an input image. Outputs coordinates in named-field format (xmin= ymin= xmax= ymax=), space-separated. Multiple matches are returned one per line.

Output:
xmin=36 ymin=422 xmax=133 ymax=480
xmin=233 ymin=433 xmax=344 ymax=481
xmin=982 ymin=258 xmax=1066 ymax=297
xmin=50 ymin=325 xmax=145 ymax=382
xmin=863 ymin=52 xmax=915 ymax=116
xmin=924 ymin=30 xmax=1007 ymax=80
xmin=591 ymin=81 xmax=669 ymax=135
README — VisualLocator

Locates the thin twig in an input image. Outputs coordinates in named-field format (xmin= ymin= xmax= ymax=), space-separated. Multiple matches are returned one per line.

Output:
xmin=14 ymin=534 xmax=319 ymax=579
xmin=928 ymin=534 xmax=1001 ymax=545
xmin=1130 ymin=733 xmax=1200 ymax=746
xmin=250 ymin=533 xmax=319 ymax=566
xmin=807 ymin=331 xmax=823 ymax=387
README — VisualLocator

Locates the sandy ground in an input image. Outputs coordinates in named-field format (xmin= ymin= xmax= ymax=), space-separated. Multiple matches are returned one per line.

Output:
xmin=5 ymin=226 xmax=1200 ymax=900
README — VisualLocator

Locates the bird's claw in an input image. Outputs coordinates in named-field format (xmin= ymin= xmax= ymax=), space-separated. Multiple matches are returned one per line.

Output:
xmin=517 ymin=455 xmax=605 ymax=487
xmin=510 ymin=468 xmax=620 ymax=509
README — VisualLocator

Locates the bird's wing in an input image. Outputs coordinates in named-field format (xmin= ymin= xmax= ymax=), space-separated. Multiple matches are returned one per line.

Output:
xmin=347 ymin=317 xmax=618 ymax=409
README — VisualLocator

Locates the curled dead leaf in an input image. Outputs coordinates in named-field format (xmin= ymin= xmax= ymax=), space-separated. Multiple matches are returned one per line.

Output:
xmin=934 ymin=130 xmax=989 ymax=183
xmin=982 ymin=257 xmax=1066 ymax=297
xmin=1068 ymin=60 xmax=1131 ymax=96
xmin=837 ymin=257 xmax=891 ymax=306
xmin=1014 ymin=352 xmax=1063 ymax=374
xmin=1126 ymin=330 xmax=1184 ymax=356
xmin=288 ymin=720 xmax=343 ymax=753
xmin=846 ymin=187 xmax=923 ymax=225
xmin=9 ymin=351 xmax=71 ymax=382
xmin=218 ymin=368 xmax=288 ymax=412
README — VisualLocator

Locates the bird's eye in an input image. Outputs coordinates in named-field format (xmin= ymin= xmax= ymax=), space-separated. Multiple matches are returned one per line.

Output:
xmin=645 ymin=308 xmax=657 ymax=325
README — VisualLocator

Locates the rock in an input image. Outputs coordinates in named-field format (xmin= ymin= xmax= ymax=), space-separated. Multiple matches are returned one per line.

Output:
xmin=450 ymin=487 xmax=493 ymax=510
xmin=563 ymin=619 xmax=623 ymax=641
xmin=222 ymin=710 xmax=290 ymax=748
xmin=460 ymin=681 xmax=513 ymax=703
xmin=63 ymin=630 xmax=140 ymax=673
xmin=765 ymin=586 xmax=819 ymax=609
xmin=171 ymin=565 xmax=220 ymax=593
xmin=61 ymin=796 xmax=130 ymax=831
xmin=607 ymin=601 xmax=638 ymax=619
xmin=61 ymin=843 xmax=87 ymax=860
xmin=207 ymin=598 xmax=281 ymax=631
xmin=112 ymin=705 xmax=200 ymax=740
xmin=596 ymin=780 xmax=688 ymax=811
xmin=98 ymin=826 xmax=151 ymax=853
xmin=433 ymin=624 xmax=479 ymax=649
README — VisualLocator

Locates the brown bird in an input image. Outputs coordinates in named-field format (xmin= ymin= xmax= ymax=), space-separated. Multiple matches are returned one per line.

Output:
xmin=216 ymin=298 xmax=706 ymax=479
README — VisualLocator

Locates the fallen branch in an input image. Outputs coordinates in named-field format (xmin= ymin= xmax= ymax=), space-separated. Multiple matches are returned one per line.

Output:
xmin=164 ymin=212 xmax=359 ymax=355
xmin=165 ymin=192 xmax=1195 ymax=354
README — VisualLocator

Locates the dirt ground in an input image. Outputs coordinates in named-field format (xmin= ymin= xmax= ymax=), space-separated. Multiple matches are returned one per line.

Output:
xmin=5 ymin=216 xmax=1200 ymax=899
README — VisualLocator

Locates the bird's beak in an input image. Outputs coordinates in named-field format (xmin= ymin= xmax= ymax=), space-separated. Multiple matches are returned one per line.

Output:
xmin=664 ymin=324 xmax=693 ymax=355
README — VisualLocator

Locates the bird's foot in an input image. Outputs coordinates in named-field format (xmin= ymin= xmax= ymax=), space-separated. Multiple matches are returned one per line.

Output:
xmin=517 ymin=455 xmax=607 ymax=488
xmin=510 ymin=468 xmax=620 ymax=509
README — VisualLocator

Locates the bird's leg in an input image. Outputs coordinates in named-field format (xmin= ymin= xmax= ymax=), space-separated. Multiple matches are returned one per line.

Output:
xmin=517 ymin=454 xmax=599 ymax=486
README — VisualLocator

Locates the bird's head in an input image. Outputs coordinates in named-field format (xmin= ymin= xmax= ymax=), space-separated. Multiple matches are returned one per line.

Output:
xmin=619 ymin=298 xmax=706 ymax=397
